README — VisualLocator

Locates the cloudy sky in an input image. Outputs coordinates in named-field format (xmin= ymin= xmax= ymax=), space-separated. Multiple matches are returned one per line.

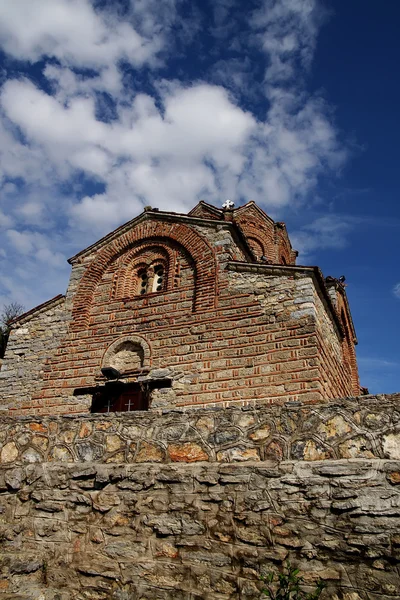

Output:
xmin=0 ymin=0 xmax=399 ymax=394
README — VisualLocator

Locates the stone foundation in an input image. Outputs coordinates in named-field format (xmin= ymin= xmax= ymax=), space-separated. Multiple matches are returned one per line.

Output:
xmin=1 ymin=393 xmax=400 ymax=599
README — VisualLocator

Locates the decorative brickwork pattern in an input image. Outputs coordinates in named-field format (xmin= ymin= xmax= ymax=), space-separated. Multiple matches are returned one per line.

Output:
xmin=0 ymin=202 xmax=361 ymax=415
xmin=71 ymin=218 xmax=218 ymax=332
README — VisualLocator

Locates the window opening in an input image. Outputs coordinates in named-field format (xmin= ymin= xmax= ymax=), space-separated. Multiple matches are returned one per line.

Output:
xmin=90 ymin=383 xmax=148 ymax=413
xmin=152 ymin=264 xmax=164 ymax=292
xmin=138 ymin=268 xmax=149 ymax=295
xmin=136 ymin=263 xmax=165 ymax=296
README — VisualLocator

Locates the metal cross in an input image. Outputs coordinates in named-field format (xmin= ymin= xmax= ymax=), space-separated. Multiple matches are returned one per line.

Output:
xmin=222 ymin=199 xmax=235 ymax=210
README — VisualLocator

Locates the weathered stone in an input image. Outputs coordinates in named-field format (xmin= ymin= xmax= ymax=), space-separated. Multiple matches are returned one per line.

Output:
xmin=29 ymin=422 xmax=47 ymax=433
xmin=10 ymin=559 xmax=42 ymax=574
xmin=338 ymin=436 xmax=375 ymax=459
xmin=92 ymin=491 xmax=120 ymax=512
xmin=79 ymin=422 xmax=92 ymax=439
xmin=34 ymin=500 xmax=64 ymax=512
xmin=60 ymin=429 xmax=75 ymax=444
xmin=95 ymin=420 xmax=113 ymax=431
xmin=105 ymin=434 xmax=123 ymax=453
xmin=210 ymin=428 xmax=241 ymax=445
xmin=264 ymin=440 xmax=284 ymax=460
xmin=49 ymin=445 xmax=73 ymax=462
xmin=76 ymin=555 xmax=120 ymax=579
xmin=217 ymin=447 xmax=260 ymax=462
xmin=195 ymin=416 xmax=215 ymax=434
xmin=0 ymin=400 xmax=399 ymax=598
xmin=32 ymin=435 xmax=49 ymax=452
xmin=249 ymin=424 xmax=271 ymax=442
xmin=317 ymin=414 xmax=353 ymax=440
xmin=105 ymin=451 xmax=125 ymax=463
xmin=291 ymin=439 xmax=331 ymax=461
xmin=75 ymin=442 xmax=103 ymax=462
xmin=383 ymin=433 xmax=400 ymax=459
xmin=154 ymin=541 xmax=179 ymax=559
xmin=5 ymin=467 xmax=24 ymax=490
xmin=48 ymin=421 xmax=58 ymax=435
xmin=21 ymin=447 xmax=42 ymax=463
xmin=234 ymin=413 xmax=256 ymax=429
xmin=136 ymin=441 xmax=165 ymax=462
xmin=387 ymin=471 xmax=400 ymax=485
xmin=168 ymin=442 xmax=209 ymax=463
xmin=0 ymin=441 xmax=18 ymax=463
xmin=16 ymin=433 xmax=31 ymax=446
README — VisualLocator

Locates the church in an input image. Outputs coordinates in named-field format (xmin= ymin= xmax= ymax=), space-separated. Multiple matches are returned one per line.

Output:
xmin=0 ymin=200 xmax=361 ymax=416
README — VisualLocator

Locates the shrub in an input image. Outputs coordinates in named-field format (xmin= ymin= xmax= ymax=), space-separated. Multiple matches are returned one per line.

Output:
xmin=261 ymin=562 xmax=326 ymax=600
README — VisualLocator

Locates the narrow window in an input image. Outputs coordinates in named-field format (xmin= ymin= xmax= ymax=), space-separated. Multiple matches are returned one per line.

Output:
xmin=138 ymin=268 xmax=149 ymax=295
xmin=152 ymin=264 xmax=164 ymax=292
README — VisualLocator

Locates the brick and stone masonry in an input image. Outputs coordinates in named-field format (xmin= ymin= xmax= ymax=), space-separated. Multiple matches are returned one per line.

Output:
xmin=0 ymin=201 xmax=397 ymax=600
xmin=0 ymin=201 xmax=361 ymax=416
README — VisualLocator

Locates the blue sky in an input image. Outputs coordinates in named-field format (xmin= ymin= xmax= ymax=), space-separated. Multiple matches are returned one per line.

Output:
xmin=0 ymin=0 xmax=398 ymax=394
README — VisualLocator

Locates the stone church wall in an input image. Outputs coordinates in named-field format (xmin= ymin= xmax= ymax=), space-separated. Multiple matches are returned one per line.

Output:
xmin=0 ymin=297 xmax=70 ymax=414
xmin=1 ymin=266 xmax=356 ymax=416
xmin=0 ymin=211 xmax=358 ymax=415
xmin=0 ymin=393 xmax=400 ymax=599
xmin=2 ymin=270 xmax=343 ymax=416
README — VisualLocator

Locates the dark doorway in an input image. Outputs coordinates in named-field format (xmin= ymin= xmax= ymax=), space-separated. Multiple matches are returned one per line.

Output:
xmin=91 ymin=383 xmax=148 ymax=413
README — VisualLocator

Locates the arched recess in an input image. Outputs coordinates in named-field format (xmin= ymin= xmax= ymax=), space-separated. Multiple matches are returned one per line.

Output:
xmin=247 ymin=237 xmax=265 ymax=260
xmin=113 ymin=244 xmax=172 ymax=299
xmin=71 ymin=219 xmax=217 ymax=331
xmin=102 ymin=335 xmax=151 ymax=372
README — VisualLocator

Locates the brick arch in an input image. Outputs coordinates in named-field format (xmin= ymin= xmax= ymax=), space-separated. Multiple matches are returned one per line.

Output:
xmin=71 ymin=219 xmax=217 ymax=330
xmin=102 ymin=335 xmax=151 ymax=370
xmin=113 ymin=244 xmax=173 ymax=299
xmin=247 ymin=236 xmax=265 ymax=260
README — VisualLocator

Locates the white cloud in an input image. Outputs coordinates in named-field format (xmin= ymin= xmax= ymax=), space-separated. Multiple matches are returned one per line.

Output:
xmin=358 ymin=357 xmax=399 ymax=369
xmin=0 ymin=75 xmax=344 ymax=235
xmin=0 ymin=0 xmax=161 ymax=70
xmin=0 ymin=208 xmax=12 ymax=228
xmin=393 ymin=283 xmax=400 ymax=300
xmin=250 ymin=0 xmax=327 ymax=85
xmin=0 ymin=0 xmax=348 ymax=309
xmin=291 ymin=215 xmax=353 ymax=259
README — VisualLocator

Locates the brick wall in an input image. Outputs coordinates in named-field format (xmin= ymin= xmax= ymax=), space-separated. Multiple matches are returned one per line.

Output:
xmin=0 ymin=208 xmax=360 ymax=416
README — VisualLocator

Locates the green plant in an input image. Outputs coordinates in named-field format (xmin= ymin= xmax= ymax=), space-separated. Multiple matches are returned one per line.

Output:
xmin=261 ymin=562 xmax=326 ymax=600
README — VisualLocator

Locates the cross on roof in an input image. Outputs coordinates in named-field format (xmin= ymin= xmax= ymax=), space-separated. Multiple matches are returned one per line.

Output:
xmin=222 ymin=199 xmax=235 ymax=210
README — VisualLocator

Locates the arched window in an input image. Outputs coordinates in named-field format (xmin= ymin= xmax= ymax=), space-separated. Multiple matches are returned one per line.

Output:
xmin=109 ymin=244 xmax=172 ymax=300
xmin=152 ymin=264 xmax=165 ymax=292
xmin=136 ymin=261 xmax=166 ymax=296
xmin=138 ymin=267 xmax=149 ymax=295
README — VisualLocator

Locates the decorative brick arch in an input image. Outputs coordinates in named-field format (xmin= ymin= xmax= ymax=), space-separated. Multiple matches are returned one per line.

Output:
xmin=102 ymin=335 xmax=151 ymax=371
xmin=113 ymin=243 xmax=173 ymax=299
xmin=71 ymin=219 xmax=217 ymax=330
xmin=247 ymin=236 xmax=265 ymax=260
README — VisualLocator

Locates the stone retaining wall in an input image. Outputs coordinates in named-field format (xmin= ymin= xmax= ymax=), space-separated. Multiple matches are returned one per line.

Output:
xmin=1 ymin=393 xmax=400 ymax=599
xmin=1 ymin=394 xmax=399 ymax=466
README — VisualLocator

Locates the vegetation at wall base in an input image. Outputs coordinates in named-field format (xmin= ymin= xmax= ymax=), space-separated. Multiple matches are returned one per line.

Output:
xmin=262 ymin=563 xmax=326 ymax=600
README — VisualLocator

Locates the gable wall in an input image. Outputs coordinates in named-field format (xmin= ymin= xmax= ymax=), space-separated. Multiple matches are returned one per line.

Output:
xmin=1 ymin=215 xmax=357 ymax=416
